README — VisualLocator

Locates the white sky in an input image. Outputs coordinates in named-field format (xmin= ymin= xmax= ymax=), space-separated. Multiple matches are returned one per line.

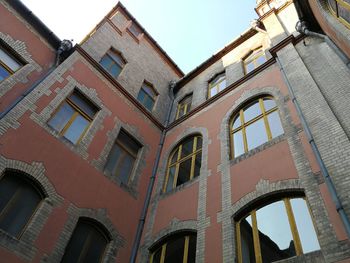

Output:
xmin=20 ymin=0 xmax=257 ymax=73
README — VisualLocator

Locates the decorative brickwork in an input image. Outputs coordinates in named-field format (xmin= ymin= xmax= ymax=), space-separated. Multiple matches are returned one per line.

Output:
xmin=0 ymin=156 xmax=63 ymax=261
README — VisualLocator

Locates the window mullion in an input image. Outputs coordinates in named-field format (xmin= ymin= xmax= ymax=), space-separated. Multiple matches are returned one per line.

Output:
xmin=183 ymin=235 xmax=190 ymax=263
xmin=190 ymin=137 xmax=197 ymax=180
xmin=0 ymin=187 xmax=21 ymax=222
xmin=0 ymin=60 xmax=14 ymax=74
xmin=260 ymin=99 xmax=272 ymax=140
xmin=241 ymin=110 xmax=248 ymax=153
xmin=60 ymin=111 xmax=79 ymax=135
xmin=284 ymin=198 xmax=303 ymax=255
xmin=160 ymin=243 xmax=167 ymax=263
xmin=173 ymin=146 xmax=182 ymax=189
xmin=251 ymin=211 xmax=262 ymax=263
xmin=236 ymin=221 xmax=243 ymax=263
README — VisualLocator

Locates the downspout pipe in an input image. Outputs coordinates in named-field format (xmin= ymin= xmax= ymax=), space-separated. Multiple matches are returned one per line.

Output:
xmin=296 ymin=20 xmax=350 ymax=68
xmin=276 ymin=56 xmax=350 ymax=238
xmin=0 ymin=40 xmax=72 ymax=120
xmin=130 ymin=80 xmax=177 ymax=263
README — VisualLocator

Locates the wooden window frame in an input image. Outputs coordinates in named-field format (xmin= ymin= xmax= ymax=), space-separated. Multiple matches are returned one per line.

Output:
xmin=230 ymin=97 xmax=281 ymax=159
xmin=0 ymin=171 xmax=44 ymax=239
xmin=163 ymin=135 xmax=202 ymax=192
xmin=176 ymin=94 xmax=192 ymax=120
xmin=149 ymin=233 xmax=195 ymax=263
xmin=137 ymin=81 xmax=158 ymax=111
xmin=243 ymin=49 xmax=266 ymax=75
xmin=328 ymin=0 xmax=350 ymax=29
xmin=0 ymin=43 xmax=25 ymax=82
xmin=208 ymin=73 xmax=226 ymax=98
xmin=48 ymin=91 xmax=98 ymax=145
xmin=235 ymin=197 xmax=318 ymax=263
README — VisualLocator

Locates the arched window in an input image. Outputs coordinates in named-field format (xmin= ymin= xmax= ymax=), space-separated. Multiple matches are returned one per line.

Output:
xmin=61 ymin=218 xmax=110 ymax=263
xmin=208 ymin=72 xmax=226 ymax=98
xmin=328 ymin=0 xmax=350 ymax=28
xmin=236 ymin=197 xmax=320 ymax=263
xmin=149 ymin=232 xmax=196 ymax=263
xmin=230 ymin=96 xmax=283 ymax=159
xmin=163 ymin=135 xmax=202 ymax=192
xmin=0 ymin=170 xmax=44 ymax=238
xmin=243 ymin=48 xmax=267 ymax=74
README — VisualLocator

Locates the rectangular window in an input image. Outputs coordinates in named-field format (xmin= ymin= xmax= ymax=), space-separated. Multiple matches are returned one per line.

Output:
xmin=244 ymin=49 xmax=267 ymax=74
xmin=48 ymin=90 xmax=98 ymax=144
xmin=137 ymin=82 xmax=157 ymax=111
xmin=176 ymin=94 xmax=192 ymax=119
xmin=128 ymin=22 xmax=141 ymax=38
xmin=104 ymin=130 xmax=141 ymax=185
xmin=99 ymin=49 xmax=126 ymax=78
xmin=0 ymin=45 xmax=23 ymax=82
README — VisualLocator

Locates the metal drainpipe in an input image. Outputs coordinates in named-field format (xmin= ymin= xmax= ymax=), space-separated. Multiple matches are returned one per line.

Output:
xmin=276 ymin=56 xmax=350 ymax=238
xmin=296 ymin=21 xmax=350 ymax=68
xmin=0 ymin=40 xmax=73 ymax=120
xmin=130 ymin=81 xmax=176 ymax=263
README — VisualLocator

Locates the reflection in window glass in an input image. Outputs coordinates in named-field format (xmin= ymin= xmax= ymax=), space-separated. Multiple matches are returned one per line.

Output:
xmin=164 ymin=135 xmax=202 ymax=192
xmin=48 ymin=91 xmax=98 ymax=144
xmin=230 ymin=97 xmax=283 ymax=158
xmin=150 ymin=233 xmax=196 ymax=263
xmin=236 ymin=198 xmax=320 ymax=263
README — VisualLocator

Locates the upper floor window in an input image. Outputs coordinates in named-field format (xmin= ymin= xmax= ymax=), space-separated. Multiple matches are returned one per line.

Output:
xmin=230 ymin=97 xmax=283 ymax=159
xmin=150 ymin=232 xmax=196 ymax=263
xmin=128 ymin=22 xmax=142 ymax=38
xmin=104 ymin=129 xmax=141 ymax=185
xmin=328 ymin=0 xmax=350 ymax=27
xmin=61 ymin=219 xmax=110 ymax=263
xmin=0 ymin=170 xmax=44 ymax=238
xmin=0 ymin=44 xmax=23 ymax=82
xmin=163 ymin=135 xmax=202 ymax=192
xmin=137 ymin=82 xmax=157 ymax=111
xmin=244 ymin=49 xmax=267 ymax=74
xmin=176 ymin=94 xmax=192 ymax=120
xmin=208 ymin=73 xmax=226 ymax=98
xmin=236 ymin=197 xmax=320 ymax=263
xmin=48 ymin=90 xmax=99 ymax=144
xmin=99 ymin=49 xmax=126 ymax=78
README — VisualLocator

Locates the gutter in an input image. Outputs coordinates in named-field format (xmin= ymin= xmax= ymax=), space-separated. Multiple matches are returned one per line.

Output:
xmin=276 ymin=54 xmax=350 ymax=238
xmin=129 ymin=80 xmax=176 ymax=263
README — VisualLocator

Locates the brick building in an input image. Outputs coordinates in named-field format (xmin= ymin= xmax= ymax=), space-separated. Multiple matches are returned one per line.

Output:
xmin=0 ymin=0 xmax=350 ymax=262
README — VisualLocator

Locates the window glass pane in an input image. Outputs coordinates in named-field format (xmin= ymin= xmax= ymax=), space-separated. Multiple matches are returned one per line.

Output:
xmin=63 ymin=115 xmax=89 ymax=144
xmin=177 ymin=158 xmax=192 ymax=187
xmin=244 ymin=102 xmax=262 ymax=122
xmin=263 ymin=98 xmax=276 ymax=112
xmin=142 ymin=84 xmax=156 ymax=98
xmin=196 ymin=136 xmax=202 ymax=150
xmin=108 ymin=51 xmax=125 ymax=66
xmin=110 ymin=64 xmax=122 ymax=77
xmin=0 ymin=185 xmax=41 ymax=237
xmin=328 ymin=0 xmax=337 ymax=12
xmin=104 ymin=144 xmax=122 ymax=175
xmin=117 ymin=153 xmax=134 ymax=185
xmin=118 ymin=131 xmax=140 ymax=155
xmin=69 ymin=93 xmax=97 ymax=119
xmin=177 ymin=107 xmax=185 ymax=119
xmin=239 ymin=215 xmax=256 ymax=263
xmin=218 ymin=79 xmax=226 ymax=92
xmin=291 ymin=198 xmax=320 ymax=253
xmin=166 ymin=166 xmax=176 ymax=192
xmin=0 ymin=174 xmax=18 ymax=212
xmin=339 ymin=5 xmax=350 ymax=24
xmin=100 ymin=55 xmax=113 ymax=70
xmin=344 ymin=0 xmax=350 ymax=5
xmin=193 ymin=154 xmax=201 ymax=178
xmin=129 ymin=23 xmax=141 ymax=37
xmin=246 ymin=62 xmax=255 ymax=73
xmin=188 ymin=235 xmax=197 ymax=263
xmin=232 ymin=116 xmax=241 ymax=129
xmin=181 ymin=138 xmax=194 ymax=158
xmin=48 ymin=103 xmax=75 ymax=133
xmin=267 ymin=111 xmax=284 ymax=138
xmin=210 ymin=86 xmax=217 ymax=97
xmin=170 ymin=149 xmax=179 ymax=164
xmin=164 ymin=236 xmax=185 ymax=263
xmin=233 ymin=130 xmax=245 ymax=157
xmin=144 ymin=96 xmax=154 ymax=111
xmin=137 ymin=89 xmax=146 ymax=103
xmin=83 ymin=227 xmax=108 ymax=263
xmin=246 ymin=118 xmax=268 ymax=150
xmin=0 ymin=48 xmax=21 ymax=71
xmin=256 ymin=55 xmax=266 ymax=67
xmin=256 ymin=201 xmax=296 ymax=262
xmin=0 ymin=64 xmax=10 ymax=81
